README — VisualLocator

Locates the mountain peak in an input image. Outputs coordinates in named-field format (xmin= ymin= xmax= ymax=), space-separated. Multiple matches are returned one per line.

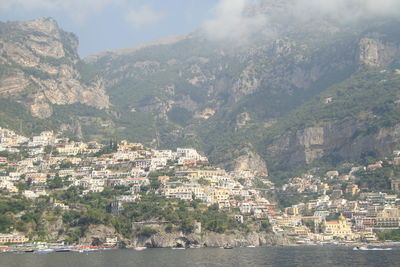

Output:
xmin=18 ymin=17 xmax=60 ymax=36
xmin=0 ymin=18 xmax=109 ymax=118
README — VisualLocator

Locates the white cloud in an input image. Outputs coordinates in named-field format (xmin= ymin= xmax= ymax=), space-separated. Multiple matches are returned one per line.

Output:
xmin=124 ymin=5 xmax=165 ymax=31
xmin=292 ymin=0 xmax=400 ymax=22
xmin=202 ymin=0 xmax=400 ymax=43
xmin=202 ymin=0 xmax=268 ymax=43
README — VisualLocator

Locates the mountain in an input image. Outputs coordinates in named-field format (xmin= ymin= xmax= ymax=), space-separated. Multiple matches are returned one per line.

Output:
xmin=0 ymin=17 xmax=111 ymax=138
xmin=86 ymin=5 xmax=400 ymax=173
xmin=0 ymin=17 xmax=109 ymax=118
xmin=1 ymin=3 xmax=400 ymax=175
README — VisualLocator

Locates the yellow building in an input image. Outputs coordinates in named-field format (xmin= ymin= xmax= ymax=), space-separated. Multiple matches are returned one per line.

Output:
xmin=118 ymin=140 xmax=143 ymax=152
xmin=292 ymin=226 xmax=310 ymax=237
xmin=376 ymin=207 xmax=400 ymax=227
xmin=212 ymin=188 xmax=230 ymax=203
xmin=0 ymin=234 xmax=28 ymax=244
xmin=345 ymin=184 xmax=360 ymax=196
xmin=323 ymin=214 xmax=354 ymax=239
xmin=285 ymin=206 xmax=299 ymax=216
xmin=57 ymin=142 xmax=88 ymax=156
xmin=196 ymin=169 xmax=227 ymax=179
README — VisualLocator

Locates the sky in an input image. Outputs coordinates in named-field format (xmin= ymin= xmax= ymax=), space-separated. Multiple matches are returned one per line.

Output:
xmin=0 ymin=0 xmax=217 ymax=57
xmin=1 ymin=0 xmax=400 ymax=57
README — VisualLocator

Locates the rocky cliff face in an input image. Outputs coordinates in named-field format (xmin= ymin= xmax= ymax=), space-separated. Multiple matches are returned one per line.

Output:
xmin=79 ymin=224 xmax=124 ymax=245
xmin=76 ymin=223 xmax=291 ymax=248
xmin=264 ymin=27 xmax=400 ymax=169
xmin=220 ymin=147 xmax=269 ymax=176
xmin=266 ymin=117 xmax=400 ymax=169
xmin=0 ymin=18 xmax=109 ymax=118
xmin=359 ymin=37 xmax=400 ymax=67
xmin=130 ymin=231 xmax=290 ymax=248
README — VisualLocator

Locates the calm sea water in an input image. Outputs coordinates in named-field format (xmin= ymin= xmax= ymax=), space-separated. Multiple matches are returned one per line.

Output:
xmin=0 ymin=246 xmax=399 ymax=267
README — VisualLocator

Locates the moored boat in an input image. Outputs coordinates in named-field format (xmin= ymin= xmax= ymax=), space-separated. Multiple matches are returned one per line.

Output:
xmin=34 ymin=248 xmax=55 ymax=254
xmin=353 ymin=246 xmax=392 ymax=251
xmin=55 ymin=248 xmax=71 ymax=252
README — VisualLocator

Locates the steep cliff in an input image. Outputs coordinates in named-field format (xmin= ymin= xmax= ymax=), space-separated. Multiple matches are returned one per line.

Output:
xmin=263 ymin=25 xmax=400 ymax=169
xmin=219 ymin=146 xmax=269 ymax=176
xmin=131 ymin=231 xmax=290 ymax=248
xmin=0 ymin=18 xmax=109 ymax=118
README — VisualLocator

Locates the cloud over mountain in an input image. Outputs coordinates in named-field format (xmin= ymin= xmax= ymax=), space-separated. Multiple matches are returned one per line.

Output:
xmin=202 ymin=0 xmax=269 ymax=43
xmin=202 ymin=0 xmax=400 ymax=42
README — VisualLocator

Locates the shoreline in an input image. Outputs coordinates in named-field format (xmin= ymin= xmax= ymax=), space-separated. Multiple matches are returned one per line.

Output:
xmin=2 ymin=241 xmax=400 ymax=254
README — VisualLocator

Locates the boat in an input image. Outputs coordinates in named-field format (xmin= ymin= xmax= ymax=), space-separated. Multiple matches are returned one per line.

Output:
xmin=223 ymin=246 xmax=233 ymax=249
xmin=246 ymin=245 xmax=256 ymax=248
xmin=34 ymin=248 xmax=55 ymax=254
xmin=0 ymin=247 xmax=11 ymax=253
xmin=353 ymin=246 xmax=392 ymax=251
xmin=171 ymin=247 xmax=186 ymax=250
xmin=134 ymin=247 xmax=147 ymax=251
xmin=55 ymin=248 xmax=71 ymax=252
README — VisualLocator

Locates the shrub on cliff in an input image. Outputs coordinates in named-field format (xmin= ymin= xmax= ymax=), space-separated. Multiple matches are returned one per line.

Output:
xmin=138 ymin=227 xmax=158 ymax=238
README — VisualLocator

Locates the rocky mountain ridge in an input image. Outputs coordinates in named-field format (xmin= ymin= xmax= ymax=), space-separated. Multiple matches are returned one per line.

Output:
xmin=1 ymin=9 xmax=400 ymax=175
xmin=0 ymin=17 xmax=109 ymax=118
xmin=88 ymin=16 xmax=400 ymax=172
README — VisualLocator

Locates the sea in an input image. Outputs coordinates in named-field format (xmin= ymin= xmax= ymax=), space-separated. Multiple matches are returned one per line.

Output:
xmin=0 ymin=246 xmax=399 ymax=267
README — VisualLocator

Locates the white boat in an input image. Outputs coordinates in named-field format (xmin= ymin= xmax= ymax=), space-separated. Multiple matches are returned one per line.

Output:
xmin=353 ymin=246 xmax=392 ymax=251
xmin=246 ymin=245 xmax=256 ymax=248
xmin=134 ymin=247 xmax=147 ymax=251
xmin=171 ymin=247 xmax=186 ymax=250
xmin=34 ymin=248 xmax=55 ymax=254
xmin=370 ymin=248 xmax=393 ymax=251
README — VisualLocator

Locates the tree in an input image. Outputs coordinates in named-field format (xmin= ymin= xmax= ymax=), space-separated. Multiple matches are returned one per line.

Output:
xmin=44 ymin=145 xmax=53 ymax=154
xmin=179 ymin=218 xmax=195 ymax=234
xmin=165 ymin=224 xmax=174 ymax=233
xmin=0 ymin=215 xmax=12 ymax=232
xmin=138 ymin=227 xmax=158 ymax=238
xmin=16 ymin=182 xmax=29 ymax=192
xmin=60 ymin=160 xmax=73 ymax=169
xmin=48 ymin=175 xmax=63 ymax=189
xmin=149 ymin=177 xmax=161 ymax=190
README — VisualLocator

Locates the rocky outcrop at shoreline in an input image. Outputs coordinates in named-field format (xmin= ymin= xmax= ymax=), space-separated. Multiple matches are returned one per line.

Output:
xmin=78 ymin=224 xmax=291 ymax=248
xmin=129 ymin=232 xmax=291 ymax=248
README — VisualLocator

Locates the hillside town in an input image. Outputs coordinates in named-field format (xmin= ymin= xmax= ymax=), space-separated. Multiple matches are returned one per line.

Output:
xmin=1 ymin=126 xmax=400 ymax=249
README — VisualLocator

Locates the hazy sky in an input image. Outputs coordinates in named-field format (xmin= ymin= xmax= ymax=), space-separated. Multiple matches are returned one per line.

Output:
xmin=0 ymin=0 xmax=217 ymax=57
xmin=1 ymin=0 xmax=400 ymax=57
